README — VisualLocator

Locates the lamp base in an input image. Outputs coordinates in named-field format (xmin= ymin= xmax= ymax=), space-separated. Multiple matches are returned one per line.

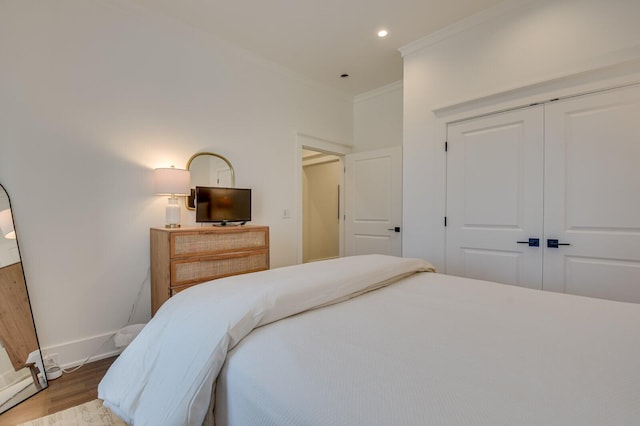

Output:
xmin=165 ymin=197 xmax=181 ymax=228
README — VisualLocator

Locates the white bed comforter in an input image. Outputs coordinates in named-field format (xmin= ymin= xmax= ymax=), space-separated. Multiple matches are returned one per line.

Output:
xmin=98 ymin=255 xmax=434 ymax=426
xmin=216 ymin=272 xmax=640 ymax=425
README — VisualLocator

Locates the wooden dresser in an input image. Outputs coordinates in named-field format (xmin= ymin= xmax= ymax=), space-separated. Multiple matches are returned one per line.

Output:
xmin=150 ymin=225 xmax=269 ymax=315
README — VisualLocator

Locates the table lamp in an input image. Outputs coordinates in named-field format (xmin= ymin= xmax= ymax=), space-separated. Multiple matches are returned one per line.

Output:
xmin=153 ymin=166 xmax=190 ymax=228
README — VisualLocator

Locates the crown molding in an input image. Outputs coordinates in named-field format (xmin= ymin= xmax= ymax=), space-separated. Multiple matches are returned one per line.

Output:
xmin=399 ymin=0 xmax=535 ymax=58
xmin=354 ymin=80 xmax=403 ymax=103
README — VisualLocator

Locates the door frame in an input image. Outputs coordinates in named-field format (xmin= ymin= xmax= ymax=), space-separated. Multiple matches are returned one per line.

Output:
xmin=295 ymin=133 xmax=352 ymax=264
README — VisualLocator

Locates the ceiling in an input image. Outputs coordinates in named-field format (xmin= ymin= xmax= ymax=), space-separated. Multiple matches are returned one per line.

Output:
xmin=130 ymin=0 xmax=504 ymax=95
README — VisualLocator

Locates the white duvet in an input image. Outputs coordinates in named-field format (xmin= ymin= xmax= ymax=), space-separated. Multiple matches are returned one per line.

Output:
xmin=98 ymin=255 xmax=434 ymax=425
xmin=216 ymin=272 xmax=640 ymax=425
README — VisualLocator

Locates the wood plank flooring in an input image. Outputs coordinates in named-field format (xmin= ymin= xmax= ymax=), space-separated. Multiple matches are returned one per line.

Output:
xmin=0 ymin=356 xmax=116 ymax=425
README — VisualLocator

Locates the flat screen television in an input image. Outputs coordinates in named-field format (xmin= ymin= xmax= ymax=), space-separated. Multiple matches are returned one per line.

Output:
xmin=195 ymin=186 xmax=251 ymax=225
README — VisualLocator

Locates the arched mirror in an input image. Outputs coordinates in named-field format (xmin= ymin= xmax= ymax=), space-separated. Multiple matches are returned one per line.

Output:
xmin=0 ymin=184 xmax=47 ymax=413
xmin=185 ymin=152 xmax=235 ymax=210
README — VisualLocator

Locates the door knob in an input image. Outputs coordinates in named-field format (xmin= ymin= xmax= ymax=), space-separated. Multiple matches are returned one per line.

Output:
xmin=387 ymin=227 xmax=401 ymax=233
xmin=547 ymin=239 xmax=571 ymax=248
xmin=517 ymin=238 xmax=539 ymax=247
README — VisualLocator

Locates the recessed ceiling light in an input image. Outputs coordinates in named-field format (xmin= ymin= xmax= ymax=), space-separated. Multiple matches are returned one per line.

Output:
xmin=377 ymin=29 xmax=388 ymax=38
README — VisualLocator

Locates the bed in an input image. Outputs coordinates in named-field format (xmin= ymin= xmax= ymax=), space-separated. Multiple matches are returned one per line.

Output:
xmin=98 ymin=255 xmax=640 ymax=425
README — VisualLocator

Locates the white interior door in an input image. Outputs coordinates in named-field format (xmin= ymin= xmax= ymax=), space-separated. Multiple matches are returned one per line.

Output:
xmin=345 ymin=147 xmax=402 ymax=256
xmin=446 ymin=106 xmax=544 ymax=289
xmin=543 ymin=85 xmax=640 ymax=302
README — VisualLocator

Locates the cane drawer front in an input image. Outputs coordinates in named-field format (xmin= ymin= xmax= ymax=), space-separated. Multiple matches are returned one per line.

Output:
xmin=171 ymin=249 xmax=269 ymax=287
xmin=170 ymin=228 xmax=268 ymax=258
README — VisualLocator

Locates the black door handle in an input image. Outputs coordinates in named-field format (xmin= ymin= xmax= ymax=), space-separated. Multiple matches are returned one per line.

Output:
xmin=547 ymin=239 xmax=571 ymax=248
xmin=517 ymin=238 xmax=539 ymax=247
xmin=387 ymin=227 xmax=401 ymax=233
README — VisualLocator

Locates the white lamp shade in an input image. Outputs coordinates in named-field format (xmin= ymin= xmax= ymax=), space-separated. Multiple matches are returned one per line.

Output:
xmin=0 ymin=208 xmax=16 ymax=239
xmin=153 ymin=167 xmax=191 ymax=196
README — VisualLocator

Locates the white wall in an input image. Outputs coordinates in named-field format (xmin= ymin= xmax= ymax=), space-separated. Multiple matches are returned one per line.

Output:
xmin=0 ymin=0 xmax=352 ymax=365
xmin=353 ymin=81 xmax=403 ymax=152
xmin=402 ymin=0 xmax=640 ymax=270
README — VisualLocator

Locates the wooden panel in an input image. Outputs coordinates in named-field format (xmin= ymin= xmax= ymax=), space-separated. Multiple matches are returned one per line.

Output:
xmin=150 ymin=229 xmax=171 ymax=315
xmin=0 ymin=262 xmax=38 ymax=371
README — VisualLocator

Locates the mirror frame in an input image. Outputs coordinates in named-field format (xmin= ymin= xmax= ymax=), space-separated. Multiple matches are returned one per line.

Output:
xmin=0 ymin=183 xmax=48 ymax=414
xmin=185 ymin=152 xmax=235 ymax=210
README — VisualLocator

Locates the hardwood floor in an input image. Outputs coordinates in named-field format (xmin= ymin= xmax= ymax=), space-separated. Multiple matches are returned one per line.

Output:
xmin=0 ymin=356 xmax=117 ymax=425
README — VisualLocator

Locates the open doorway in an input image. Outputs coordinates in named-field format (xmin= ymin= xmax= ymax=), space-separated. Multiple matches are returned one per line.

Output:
xmin=296 ymin=133 xmax=352 ymax=264
xmin=302 ymin=149 xmax=342 ymax=263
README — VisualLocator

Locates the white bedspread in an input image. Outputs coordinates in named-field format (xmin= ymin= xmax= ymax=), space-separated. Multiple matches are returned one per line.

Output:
xmin=98 ymin=255 xmax=434 ymax=426
xmin=216 ymin=272 xmax=640 ymax=425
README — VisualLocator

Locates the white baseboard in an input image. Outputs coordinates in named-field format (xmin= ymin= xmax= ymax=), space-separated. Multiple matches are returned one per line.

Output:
xmin=40 ymin=330 xmax=124 ymax=369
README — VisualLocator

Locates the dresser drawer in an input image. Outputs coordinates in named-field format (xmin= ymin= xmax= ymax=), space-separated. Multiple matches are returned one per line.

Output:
xmin=170 ymin=228 xmax=268 ymax=258
xmin=170 ymin=250 xmax=269 ymax=287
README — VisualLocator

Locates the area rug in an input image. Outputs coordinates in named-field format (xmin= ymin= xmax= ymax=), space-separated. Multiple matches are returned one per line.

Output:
xmin=17 ymin=399 xmax=126 ymax=426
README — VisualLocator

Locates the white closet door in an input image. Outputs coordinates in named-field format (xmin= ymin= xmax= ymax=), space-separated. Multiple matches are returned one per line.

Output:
xmin=543 ymin=85 xmax=640 ymax=302
xmin=446 ymin=106 xmax=544 ymax=289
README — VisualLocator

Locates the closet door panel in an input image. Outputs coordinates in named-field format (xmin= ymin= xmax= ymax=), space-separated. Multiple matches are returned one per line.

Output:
xmin=544 ymin=85 xmax=640 ymax=302
xmin=446 ymin=106 xmax=544 ymax=289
